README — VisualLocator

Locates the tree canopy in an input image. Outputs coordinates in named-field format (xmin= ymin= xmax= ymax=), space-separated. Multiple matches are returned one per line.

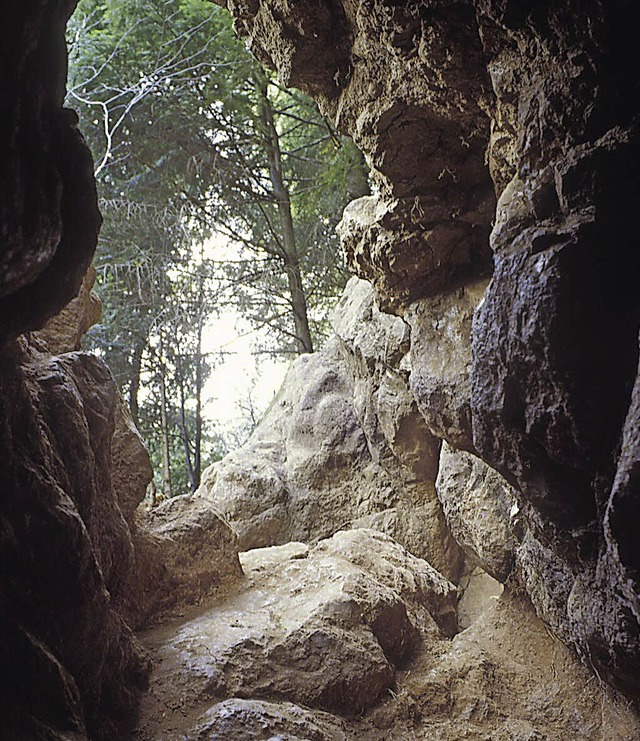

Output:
xmin=67 ymin=0 xmax=368 ymax=496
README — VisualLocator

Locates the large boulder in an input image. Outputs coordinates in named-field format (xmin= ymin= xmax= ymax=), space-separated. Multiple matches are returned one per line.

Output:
xmin=436 ymin=442 xmax=517 ymax=582
xmin=136 ymin=535 xmax=640 ymax=741
xmin=126 ymin=496 xmax=243 ymax=629
xmin=136 ymin=529 xmax=457 ymax=740
xmin=198 ymin=279 xmax=464 ymax=582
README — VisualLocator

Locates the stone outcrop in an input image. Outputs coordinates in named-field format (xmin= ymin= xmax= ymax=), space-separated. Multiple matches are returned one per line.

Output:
xmin=229 ymin=0 xmax=495 ymax=311
xmin=0 ymin=5 xmax=156 ymax=737
xmin=436 ymin=441 xmax=517 ymax=582
xmin=405 ymin=277 xmax=488 ymax=452
xmin=0 ymin=341 xmax=148 ymax=741
xmin=135 ymin=532 xmax=640 ymax=740
xmin=0 ymin=1 xmax=101 ymax=341
xmin=198 ymin=278 xmax=465 ymax=582
xmin=2 ymin=0 xmax=640 ymax=736
xmin=32 ymin=266 xmax=102 ymax=355
xmin=225 ymin=0 xmax=640 ymax=704
xmin=125 ymin=496 xmax=243 ymax=629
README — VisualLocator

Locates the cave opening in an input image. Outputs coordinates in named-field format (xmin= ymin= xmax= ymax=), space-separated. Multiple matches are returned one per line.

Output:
xmin=1 ymin=1 xmax=639 ymax=740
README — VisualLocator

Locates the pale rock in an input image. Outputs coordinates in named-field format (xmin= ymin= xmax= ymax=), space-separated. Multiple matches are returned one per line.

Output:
xmin=136 ymin=529 xmax=457 ymax=739
xmin=128 ymin=495 xmax=242 ymax=628
xmin=188 ymin=699 xmax=348 ymax=741
xmin=111 ymin=396 xmax=153 ymax=527
xmin=197 ymin=320 xmax=462 ymax=580
xmin=406 ymin=277 xmax=489 ymax=452
xmin=32 ymin=266 xmax=102 ymax=354
xmin=331 ymin=277 xmax=441 ymax=482
xmin=198 ymin=444 xmax=290 ymax=551
xmin=456 ymin=566 xmax=503 ymax=631
xmin=366 ymin=589 xmax=640 ymax=740
xmin=435 ymin=441 xmax=517 ymax=582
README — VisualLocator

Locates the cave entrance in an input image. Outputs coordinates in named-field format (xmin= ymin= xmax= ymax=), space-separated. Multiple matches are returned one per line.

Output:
xmin=66 ymin=0 xmax=367 ymax=500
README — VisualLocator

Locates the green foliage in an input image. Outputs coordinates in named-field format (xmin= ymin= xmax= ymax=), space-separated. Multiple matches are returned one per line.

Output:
xmin=68 ymin=0 xmax=368 ymax=496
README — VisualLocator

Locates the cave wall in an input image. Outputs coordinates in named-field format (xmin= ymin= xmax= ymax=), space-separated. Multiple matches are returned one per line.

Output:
xmin=0 ymin=3 xmax=149 ymax=740
xmin=0 ymin=0 xmax=101 ymax=341
xmin=225 ymin=0 xmax=640 ymax=701
xmin=0 ymin=0 xmax=639 ymax=736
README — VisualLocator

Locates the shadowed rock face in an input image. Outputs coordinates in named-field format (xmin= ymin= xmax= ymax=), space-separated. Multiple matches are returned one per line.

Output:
xmin=0 ymin=1 xmax=101 ymax=341
xmin=0 ymin=342 xmax=149 ymax=741
xmin=225 ymin=0 xmax=640 ymax=702
xmin=0 ymin=5 xmax=138 ymax=738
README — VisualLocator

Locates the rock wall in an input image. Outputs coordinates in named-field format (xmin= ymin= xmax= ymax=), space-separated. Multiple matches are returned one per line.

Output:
xmin=0 ymin=340 xmax=149 ymax=741
xmin=0 ymin=1 xmax=101 ymax=341
xmin=0 ymin=3 xmax=226 ymax=731
xmin=198 ymin=277 xmax=466 ymax=583
xmin=0 ymin=2 xmax=142 ymax=738
xmin=1 ymin=0 xmax=639 ymax=736
xmin=225 ymin=0 xmax=640 ymax=703
xmin=0 ymin=285 xmax=242 ymax=739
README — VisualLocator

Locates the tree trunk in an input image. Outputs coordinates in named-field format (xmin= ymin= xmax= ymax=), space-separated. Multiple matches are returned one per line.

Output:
xmin=176 ymin=360 xmax=196 ymax=492
xmin=255 ymin=71 xmax=314 ymax=355
xmin=128 ymin=337 xmax=145 ymax=427
xmin=158 ymin=335 xmax=172 ymax=498
xmin=193 ymin=289 xmax=203 ymax=489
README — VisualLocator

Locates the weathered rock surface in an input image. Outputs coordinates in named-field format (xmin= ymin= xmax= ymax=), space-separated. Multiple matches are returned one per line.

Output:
xmin=366 ymin=589 xmax=640 ymax=741
xmin=136 ymin=529 xmax=457 ymax=740
xmin=136 ymin=535 xmax=640 ymax=741
xmin=436 ymin=441 xmax=517 ymax=582
xmin=198 ymin=278 xmax=464 ymax=581
xmin=3 ymin=0 xmax=640 ymax=736
xmin=125 ymin=496 xmax=243 ymax=629
xmin=0 ymin=341 xmax=148 ymax=741
xmin=32 ymin=266 xmax=102 ymax=355
xmin=187 ymin=699 xmax=349 ymax=741
xmin=111 ymin=398 xmax=154 ymax=528
xmin=406 ymin=277 xmax=488 ymax=452
xmin=229 ymin=0 xmax=495 ymax=311
xmin=225 ymin=0 xmax=640 ymax=703
xmin=470 ymin=10 xmax=640 ymax=694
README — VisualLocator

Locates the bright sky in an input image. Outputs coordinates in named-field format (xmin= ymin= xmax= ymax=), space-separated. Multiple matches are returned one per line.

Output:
xmin=202 ymin=311 xmax=288 ymax=428
xmin=199 ymin=234 xmax=290 ymax=440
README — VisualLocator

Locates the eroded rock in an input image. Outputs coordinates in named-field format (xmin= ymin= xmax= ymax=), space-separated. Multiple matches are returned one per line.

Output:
xmin=111 ymin=397 xmax=154 ymax=528
xmin=136 ymin=530 xmax=456 ymax=739
xmin=136 ymin=539 xmax=640 ymax=741
xmin=32 ymin=266 xmax=102 ymax=355
xmin=198 ymin=307 xmax=463 ymax=580
xmin=436 ymin=441 xmax=517 ymax=582
xmin=406 ymin=277 xmax=488 ymax=452
xmin=0 ymin=2 xmax=100 ymax=341
xmin=0 ymin=341 xmax=148 ymax=741
xmin=224 ymin=0 xmax=640 ymax=704
xmin=230 ymin=0 xmax=495 ymax=312
xmin=127 ymin=496 xmax=242 ymax=629
xmin=187 ymin=699 xmax=349 ymax=741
